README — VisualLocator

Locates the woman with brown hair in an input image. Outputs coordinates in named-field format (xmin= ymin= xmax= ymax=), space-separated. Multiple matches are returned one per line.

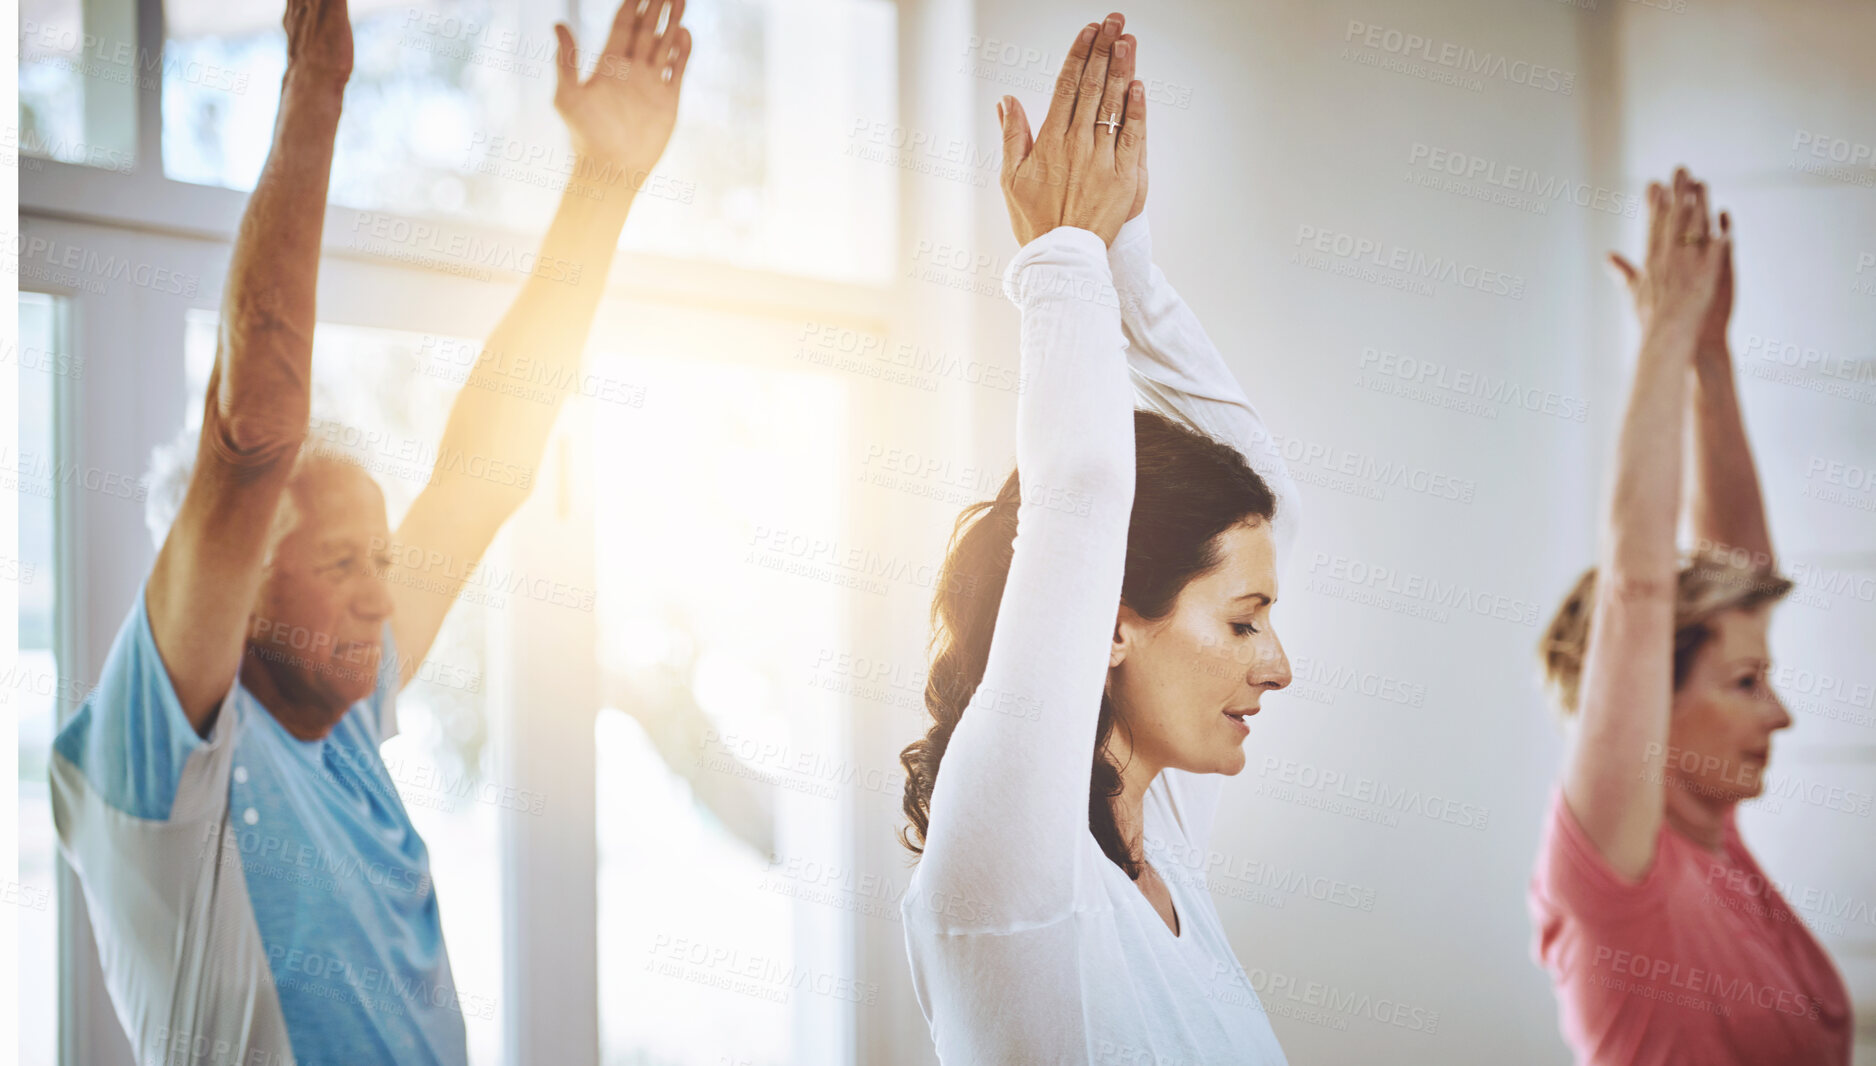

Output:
xmin=895 ymin=12 xmax=1298 ymax=1064
xmin=1529 ymin=168 xmax=1851 ymax=1064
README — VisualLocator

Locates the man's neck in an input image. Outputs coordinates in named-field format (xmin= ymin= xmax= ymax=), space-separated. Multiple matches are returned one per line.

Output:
xmin=239 ymin=649 xmax=344 ymax=742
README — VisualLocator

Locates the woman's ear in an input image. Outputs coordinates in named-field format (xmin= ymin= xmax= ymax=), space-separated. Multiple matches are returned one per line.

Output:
xmin=1110 ymin=603 xmax=1140 ymax=668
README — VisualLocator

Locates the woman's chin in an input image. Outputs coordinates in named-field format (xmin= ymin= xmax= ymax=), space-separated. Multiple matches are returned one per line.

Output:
xmin=1168 ymin=741 xmax=1248 ymax=777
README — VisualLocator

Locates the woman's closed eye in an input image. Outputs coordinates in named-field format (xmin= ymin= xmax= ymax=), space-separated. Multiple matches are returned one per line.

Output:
xmin=1231 ymin=622 xmax=1259 ymax=637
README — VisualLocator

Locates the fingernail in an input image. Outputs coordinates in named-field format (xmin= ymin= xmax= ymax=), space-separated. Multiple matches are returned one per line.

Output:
xmin=1104 ymin=16 xmax=1121 ymax=36
xmin=1114 ymin=40 xmax=1129 ymax=59
xmin=1080 ymin=25 xmax=1097 ymax=45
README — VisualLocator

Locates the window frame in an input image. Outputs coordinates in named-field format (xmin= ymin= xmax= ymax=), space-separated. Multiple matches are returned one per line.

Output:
xmin=18 ymin=0 xmax=939 ymax=1063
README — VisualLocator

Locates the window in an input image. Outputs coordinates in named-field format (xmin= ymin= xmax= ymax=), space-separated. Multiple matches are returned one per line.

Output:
xmin=24 ymin=0 xmax=905 ymax=1057
xmin=161 ymin=0 xmax=898 ymax=283
xmin=12 ymin=292 xmax=69 ymax=1066
xmin=18 ymin=0 xmax=138 ymax=169
xmin=164 ymin=0 xmax=558 ymax=223
xmin=587 ymin=314 xmax=855 ymax=1064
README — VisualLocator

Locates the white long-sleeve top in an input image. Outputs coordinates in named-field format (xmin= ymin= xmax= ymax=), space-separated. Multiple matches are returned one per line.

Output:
xmin=901 ymin=218 xmax=1299 ymax=1065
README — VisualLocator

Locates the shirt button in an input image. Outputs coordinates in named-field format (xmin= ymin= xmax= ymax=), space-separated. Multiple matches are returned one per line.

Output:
xmin=243 ymin=808 xmax=259 ymax=825
xmin=234 ymin=767 xmax=249 ymax=784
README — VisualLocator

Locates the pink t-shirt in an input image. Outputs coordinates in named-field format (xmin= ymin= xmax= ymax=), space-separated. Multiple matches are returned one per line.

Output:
xmin=1529 ymin=789 xmax=1852 ymax=1065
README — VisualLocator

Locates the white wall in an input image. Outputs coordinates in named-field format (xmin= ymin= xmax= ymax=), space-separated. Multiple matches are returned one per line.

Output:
xmin=855 ymin=0 xmax=1875 ymax=1062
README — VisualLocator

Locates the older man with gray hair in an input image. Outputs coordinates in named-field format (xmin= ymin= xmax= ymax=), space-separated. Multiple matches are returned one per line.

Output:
xmin=49 ymin=0 xmax=693 ymax=1062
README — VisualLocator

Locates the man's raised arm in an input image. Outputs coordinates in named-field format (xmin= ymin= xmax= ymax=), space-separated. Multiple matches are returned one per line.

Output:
xmin=385 ymin=0 xmax=693 ymax=684
xmin=147 ymin=0 xmax=353 ymax=732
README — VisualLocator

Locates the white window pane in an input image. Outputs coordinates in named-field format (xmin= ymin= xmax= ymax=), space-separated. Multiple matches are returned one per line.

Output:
xmin=577 ymin=0 xmax=900 ymax=284
xmin=19 ymin=0 xmax=139 ymax=169
xmin=591 ymin=325 xmax=853 ymax=1064
xmin=165 ymin=0 xmax=562 ymax=223
xmin=161 ymin=0 xmax=898 ymax=284
xmin=13 ymin=292 xmax=67 ymax=1066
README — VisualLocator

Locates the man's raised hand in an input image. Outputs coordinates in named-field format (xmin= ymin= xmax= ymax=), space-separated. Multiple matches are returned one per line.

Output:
xmin=553 ymin=0 xmax=694 ymax=177
xmin=284 ymin=0 xmax=353 ymax=85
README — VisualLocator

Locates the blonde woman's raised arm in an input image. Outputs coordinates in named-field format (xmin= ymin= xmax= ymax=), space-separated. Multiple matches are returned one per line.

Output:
xmin=1689 ymin=226 xmax=1775 ymax=565
xmin=1566 ymin=170 xmax=1731 ymax=881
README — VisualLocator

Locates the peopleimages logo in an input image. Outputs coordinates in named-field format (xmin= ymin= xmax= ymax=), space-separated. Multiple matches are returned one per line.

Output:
xmin=1289 ymin=655 xmax=1428 ymax=707
xmin=266 ymin=944 xmax=497 ymax=1019
xmin=1788 ymin=130 xmax=1876 ymax=187
xmin=795 ymin=321 xmax=1025 ymax=394
xmin=1357 ymin=345 xmax=1589 ymax=423
xmin=1211 ymin=961 xmax=1441 ymax=1033
xmin=1590 ymin=946 xmax=1821 ymax=1019
xmin=1147 ymin=839 xmax=1379 ymax=911
xmin=5 ymin=234 xmax=200 ymax=296
xmin=1251 ymin=430 xmax=1477 ymax=503
xmin=1406 ymin=143 xmax=1639 ymax=218
xmin=1258 ymin=756 xmax=1490 ymax=830
xmin=1343 ymin=20 xmax=1576 ymax=95
xmin=1306 ymin=551 xmax=1541 ymax=626
xmin=1293 ymin=224 xmax=1527 ymax=299
xmin=20 ymin=20 xmax=251 ymax=95
xmin=1741 ymin=335 xmax=1875 ymax=383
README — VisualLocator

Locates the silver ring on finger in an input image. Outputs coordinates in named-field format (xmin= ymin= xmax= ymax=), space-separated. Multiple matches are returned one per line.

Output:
xmin=1095 ymin=112 xmax=1121 ymax=133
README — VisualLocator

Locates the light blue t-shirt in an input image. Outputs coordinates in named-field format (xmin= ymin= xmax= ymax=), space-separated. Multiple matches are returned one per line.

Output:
xmin=50 ymin=580 xmax=470 ymax=1066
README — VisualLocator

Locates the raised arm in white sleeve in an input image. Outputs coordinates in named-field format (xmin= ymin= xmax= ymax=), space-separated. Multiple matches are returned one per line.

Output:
xmin=1109 ymin=215 xmax=1300 ymax=573
xmin=916 ymin=225 xmax=1137 ymax=929
xmin=1108 ymin=214 xmax=1302 ymax=857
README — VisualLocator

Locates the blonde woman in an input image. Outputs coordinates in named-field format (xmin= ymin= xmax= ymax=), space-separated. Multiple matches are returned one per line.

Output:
xmin=1530 ymin=169 xmax=1851 ymax=1064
